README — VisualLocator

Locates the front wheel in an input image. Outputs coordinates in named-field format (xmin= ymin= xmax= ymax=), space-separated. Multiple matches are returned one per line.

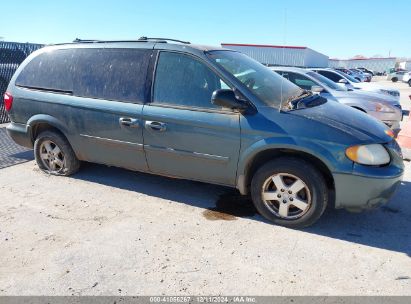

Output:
xmin=34 ymin=130 xmax=80 ymax=176
xmin=408 ymin=80 xmax=411 ymax=87
xmin=251 ymin=157 xmax=328 ymax=228
xmin=392 ymin=77 xmax=398 ymax=82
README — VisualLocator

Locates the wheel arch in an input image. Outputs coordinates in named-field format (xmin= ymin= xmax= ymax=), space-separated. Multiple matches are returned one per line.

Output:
xmin=238 ymin=147 xmax=335 ymax=197
xmin=28 ymin=114 xmax=71 ymax=145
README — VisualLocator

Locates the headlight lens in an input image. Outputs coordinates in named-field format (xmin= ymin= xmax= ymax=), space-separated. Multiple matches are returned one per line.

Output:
xmin=346 ymin=144 xmax=390 ymax=165
xmin=374 ymin=102 xmax=395 ymax=113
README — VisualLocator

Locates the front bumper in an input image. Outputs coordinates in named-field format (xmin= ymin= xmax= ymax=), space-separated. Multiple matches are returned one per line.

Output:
xmin=333 ymin=172 xmax=403 ymax=210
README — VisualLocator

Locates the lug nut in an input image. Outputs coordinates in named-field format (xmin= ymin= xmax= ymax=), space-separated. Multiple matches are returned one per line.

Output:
xmin=277 ymin=194 xmax=281 ymax=198
xmin=281 ymin=189 xmax=285 ymax=192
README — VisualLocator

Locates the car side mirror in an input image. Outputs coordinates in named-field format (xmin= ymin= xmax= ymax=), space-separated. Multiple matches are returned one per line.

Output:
xmin=338 ymin=79 xmax=348 ymax=84
xmin=311 ymin=85 xmax=324 ymax=93
xmin=211 ymin=89 xmax=249 ymax=112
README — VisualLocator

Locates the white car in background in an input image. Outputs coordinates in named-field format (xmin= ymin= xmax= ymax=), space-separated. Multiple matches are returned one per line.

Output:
xmin=311 ymin=68 xmax=400 ymax=102
xmin=402 ymin=71 xmax=411 ymax=86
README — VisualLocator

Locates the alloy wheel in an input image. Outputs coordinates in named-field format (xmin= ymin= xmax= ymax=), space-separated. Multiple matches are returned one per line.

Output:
xmin=261 ymin=173 xmax=312 ymax=219
xmin=39 ymin=140 xmax=65 ymax=172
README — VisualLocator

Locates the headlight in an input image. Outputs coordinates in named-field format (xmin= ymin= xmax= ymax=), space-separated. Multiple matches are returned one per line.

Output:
xmin=374 ymin=102 xmax=395 ymax=113
xmin=346 ymin=144 xmax=390 ymax=165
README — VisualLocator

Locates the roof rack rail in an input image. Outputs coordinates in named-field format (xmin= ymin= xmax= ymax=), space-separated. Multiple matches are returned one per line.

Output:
xmin=73 ymin=38 xmax=101 ymax=43
xmin=138 ymin=36 xmax=191 ymax=44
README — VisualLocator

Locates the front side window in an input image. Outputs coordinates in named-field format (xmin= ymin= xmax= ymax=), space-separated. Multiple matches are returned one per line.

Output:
xmin=285 ymin=72 xmax=318 ymax=91
xmin=207 ymin=51 xmax=302 ymax=109
xmin=153 ymin=52 xmax=228 ymax=109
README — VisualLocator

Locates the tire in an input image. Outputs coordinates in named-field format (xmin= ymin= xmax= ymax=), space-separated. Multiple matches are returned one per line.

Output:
xmin=392 ymin=77 xmax=398 ymax=82
xmin=251 ymin=157 xmax=328 ymax=228
xmin=408 ymin=80 xmax=411 ymax=87
xmin=34 ymin=130 xmax=80 ymax=176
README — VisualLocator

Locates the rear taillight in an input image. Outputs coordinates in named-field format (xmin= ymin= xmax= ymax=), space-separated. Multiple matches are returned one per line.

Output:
xmin=3 ymin=92 xmax=13 ymax=111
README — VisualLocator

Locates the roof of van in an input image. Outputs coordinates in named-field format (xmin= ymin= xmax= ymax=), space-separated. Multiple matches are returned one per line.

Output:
xmin=50 ymin=39 xmax=228 ymax=53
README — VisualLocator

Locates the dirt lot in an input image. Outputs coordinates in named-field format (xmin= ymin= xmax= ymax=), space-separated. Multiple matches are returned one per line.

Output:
xmin=0 ymin=79 xmax=410 ymax=296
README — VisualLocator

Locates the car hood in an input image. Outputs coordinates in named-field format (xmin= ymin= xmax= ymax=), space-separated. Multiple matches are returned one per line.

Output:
xmin=289 ymin=100 xmax=392 ymax=143
xmin=333 ymin=88 xmax=398 ymax=104
xmin=354 ymin=82 xmax=399 ymax=93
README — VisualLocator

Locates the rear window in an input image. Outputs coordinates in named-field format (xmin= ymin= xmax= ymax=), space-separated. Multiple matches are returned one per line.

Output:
xmin=15 ymin=48 xmax=151 ymax=103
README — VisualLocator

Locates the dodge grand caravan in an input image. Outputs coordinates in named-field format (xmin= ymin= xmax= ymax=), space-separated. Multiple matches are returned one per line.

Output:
xmin=4 ymin=38 xmax=404 ymax=228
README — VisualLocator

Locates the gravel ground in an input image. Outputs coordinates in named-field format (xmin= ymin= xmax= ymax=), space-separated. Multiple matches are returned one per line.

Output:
xmin=0 ymin=80 xmax=410 ymax=296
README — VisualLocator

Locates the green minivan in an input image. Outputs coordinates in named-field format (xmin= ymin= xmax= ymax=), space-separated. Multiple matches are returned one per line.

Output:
xmin=4 ymin=38 xmax=404 ymax=228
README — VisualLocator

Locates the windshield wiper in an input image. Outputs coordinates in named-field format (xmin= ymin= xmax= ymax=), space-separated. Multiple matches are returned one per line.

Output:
xmin=283 ymin=90 xmax=312 ymax=109
xmin=284 ymin=90 xmax=327 ymax=110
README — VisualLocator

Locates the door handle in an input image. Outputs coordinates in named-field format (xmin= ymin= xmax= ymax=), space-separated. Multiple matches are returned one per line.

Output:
xmin=119 ymin=117 xmax=140 ymax=128
xmin=145 ymin=121 xmax=167 ymax=132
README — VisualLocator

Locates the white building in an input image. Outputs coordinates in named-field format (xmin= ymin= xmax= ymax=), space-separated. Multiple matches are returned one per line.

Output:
xmin=221 ymin=43 xmax=329 ymax=68
xmin=329 ymin=57 xmax=396 ymax=74
xmin=399 ymin=61 xmax=411 ymax=71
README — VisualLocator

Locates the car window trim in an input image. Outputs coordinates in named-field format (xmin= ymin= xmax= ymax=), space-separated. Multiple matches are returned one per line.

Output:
xmin=148 ymin=50 xmax=238 ymax=113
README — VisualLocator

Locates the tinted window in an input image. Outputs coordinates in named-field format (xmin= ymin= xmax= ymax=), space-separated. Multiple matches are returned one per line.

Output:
xmin=16 ymin=48 xmax=151 ymax=103
xmin=153 ymin=52 xmax=228 ymax=109
xmin=317 ymin=70 xmax=342 ymax=82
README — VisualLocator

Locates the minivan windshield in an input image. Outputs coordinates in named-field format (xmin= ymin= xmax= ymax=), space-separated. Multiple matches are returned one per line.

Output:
xmin=207 ymin=51 xmax=302 ymax=109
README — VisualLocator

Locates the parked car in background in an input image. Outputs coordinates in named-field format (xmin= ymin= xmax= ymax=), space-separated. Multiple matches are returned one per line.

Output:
xmin=3 ymin=38 xmax=404 ymax=228
xmin=272 ymin=67 xmax=402 ymax=130
xmin=349 ymin=68 xmax=371 ymax=82
xmin=402 ymin=71 xmax=411 ymax=87
xmin=357 ymin=67 xmax=374 ymax=76
xmin=387 ymin=70 xmax=407 ymax=82
xmin=311 ymin=68 xmax=401 ymax=101
xmin=351 ymin=69 xmax=372 ymax=82
xmin=336 ymin=68 xmax=366 ymax=82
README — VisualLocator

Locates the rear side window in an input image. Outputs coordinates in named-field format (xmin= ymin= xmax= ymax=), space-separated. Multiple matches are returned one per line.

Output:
xmin=16 ymin=48 xmax=151 ymax=103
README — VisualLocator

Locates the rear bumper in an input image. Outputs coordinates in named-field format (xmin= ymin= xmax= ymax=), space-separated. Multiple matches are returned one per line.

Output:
xmin=333 ymin=172 xmax=403 ymax=211
xmin=6 ymin=122 xmax=33 ymax=149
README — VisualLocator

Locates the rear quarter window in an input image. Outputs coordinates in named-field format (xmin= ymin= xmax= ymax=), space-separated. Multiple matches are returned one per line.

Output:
xmin=16 ymin=48 xmax=152 ymax=103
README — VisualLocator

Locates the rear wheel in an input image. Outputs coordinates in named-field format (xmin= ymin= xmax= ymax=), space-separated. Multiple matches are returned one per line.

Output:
xmin=392 ymin=77 xmax=398 ymax=82
xmin=408 ymin=80 xmax=411 ymax=87
xmin=251 ymin=157 xmax=328 ymax=228
xmin=34 ymin=130 xmax=80 ymax=176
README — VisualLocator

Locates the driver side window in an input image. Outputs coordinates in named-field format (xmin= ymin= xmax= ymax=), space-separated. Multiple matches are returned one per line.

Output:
xmin=153 ymin=52 xmax=229 ymax=109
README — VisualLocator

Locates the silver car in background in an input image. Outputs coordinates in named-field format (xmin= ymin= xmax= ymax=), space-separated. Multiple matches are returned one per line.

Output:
xmin=271 ymin=67 xmax=402 ymax=131
xmin=311 ymin=68 xmax=401 ymax=102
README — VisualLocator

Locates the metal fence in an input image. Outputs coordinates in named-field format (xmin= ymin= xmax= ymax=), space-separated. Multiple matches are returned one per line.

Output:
xmin=0 ymin=41 xmax=44 ymax=124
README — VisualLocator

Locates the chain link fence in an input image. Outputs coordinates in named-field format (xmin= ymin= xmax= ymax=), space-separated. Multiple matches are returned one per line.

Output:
xmin=0 ymin=41 xmax=44 ymax=124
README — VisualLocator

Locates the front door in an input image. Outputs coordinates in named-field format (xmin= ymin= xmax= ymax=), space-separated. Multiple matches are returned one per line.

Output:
xmin=142 ymin=51 xmax=241 ymax=186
